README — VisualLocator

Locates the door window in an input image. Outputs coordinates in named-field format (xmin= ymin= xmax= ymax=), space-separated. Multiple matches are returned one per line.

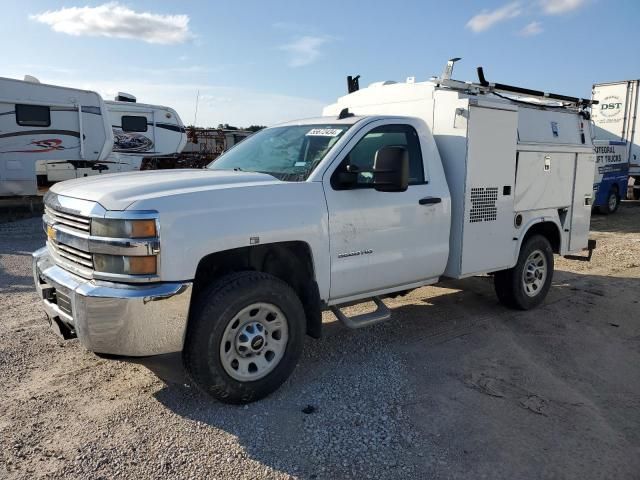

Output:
xmin=334 ymin=124 xmax=425 ymax=187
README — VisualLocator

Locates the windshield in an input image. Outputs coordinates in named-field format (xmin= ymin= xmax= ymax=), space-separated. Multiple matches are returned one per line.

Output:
xmin=208 ymin=124 xmax=350 ymax=181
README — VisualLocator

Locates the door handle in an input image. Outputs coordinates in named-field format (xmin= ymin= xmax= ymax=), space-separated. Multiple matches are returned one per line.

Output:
xmin=419 ymin=197 xmax=441 ymax=205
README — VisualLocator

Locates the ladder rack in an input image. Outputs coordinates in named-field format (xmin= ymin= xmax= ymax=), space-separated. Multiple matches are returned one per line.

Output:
xmin=435 ymin=64 xmax=596 ymax=110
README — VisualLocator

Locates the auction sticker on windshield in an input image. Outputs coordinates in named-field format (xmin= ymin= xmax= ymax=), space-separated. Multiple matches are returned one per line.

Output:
xmin=306 ymin=128 xmax=343 ymax=137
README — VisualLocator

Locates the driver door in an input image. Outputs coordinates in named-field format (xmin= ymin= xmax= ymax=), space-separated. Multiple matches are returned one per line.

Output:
xmin=323 ymin=119 xmax=447 ymax=301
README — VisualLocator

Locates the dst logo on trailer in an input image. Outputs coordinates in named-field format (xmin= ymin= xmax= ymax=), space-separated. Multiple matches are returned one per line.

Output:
xmin=600 ymin=96 xmax=623 ymax=117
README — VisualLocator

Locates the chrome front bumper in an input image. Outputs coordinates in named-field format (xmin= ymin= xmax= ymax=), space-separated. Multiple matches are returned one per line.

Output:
xmin=32 ymin=247 xmax=192 ymax=356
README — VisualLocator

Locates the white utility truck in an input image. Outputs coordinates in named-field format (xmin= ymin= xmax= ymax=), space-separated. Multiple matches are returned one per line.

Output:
xmin=591 ymin=80 xmax=639 ymax=201
xmin=0 ymin=76 xmax=113 ymax=196
xmin=33 ymin=62 xmax=597 ymax=403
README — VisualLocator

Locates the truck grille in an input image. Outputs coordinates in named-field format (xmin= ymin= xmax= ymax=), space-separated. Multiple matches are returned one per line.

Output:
xmin=45 ymin=204 xmax=94 ymax=274
xmin=49 ymin=240 xmax=94 ymax=269
xmin=44 ymin=206 xmax=91 ymax=233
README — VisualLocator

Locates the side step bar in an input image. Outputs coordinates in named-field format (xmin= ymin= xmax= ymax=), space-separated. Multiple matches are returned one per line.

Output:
xmin=330 ymin=296 xmax=391 ymax=329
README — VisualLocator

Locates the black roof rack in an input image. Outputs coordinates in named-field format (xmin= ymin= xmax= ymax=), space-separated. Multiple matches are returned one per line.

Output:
xmin=477 ymin=66 xmax=597 ymax=107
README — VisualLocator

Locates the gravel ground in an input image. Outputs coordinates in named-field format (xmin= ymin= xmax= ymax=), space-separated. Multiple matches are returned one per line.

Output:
xmin=1 ymin=202 xmax=639 ymax=479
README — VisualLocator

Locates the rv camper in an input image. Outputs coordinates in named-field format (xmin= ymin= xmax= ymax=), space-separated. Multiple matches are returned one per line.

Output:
xmin=105 ymin=93 xmax=187 ymax=173
xmin=0 ymin=76 xmax=113 ymax=196
xmin=36 ymin=93 xmax=187 ymax=183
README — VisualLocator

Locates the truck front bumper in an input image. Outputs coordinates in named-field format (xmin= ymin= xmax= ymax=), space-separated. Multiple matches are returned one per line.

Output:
xmin=32 ymin=247 xmax=193 ymax=356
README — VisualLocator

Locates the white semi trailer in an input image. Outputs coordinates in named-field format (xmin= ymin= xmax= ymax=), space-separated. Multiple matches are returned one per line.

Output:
xmin=592 ymin=80 xmax=640 ymax=201
xmin=33 ymin=61 xmax=597 ymax=403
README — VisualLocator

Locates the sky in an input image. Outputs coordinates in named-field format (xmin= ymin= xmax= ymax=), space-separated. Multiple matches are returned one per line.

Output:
xmin=2 ymin=0 xmax=639 ymax=128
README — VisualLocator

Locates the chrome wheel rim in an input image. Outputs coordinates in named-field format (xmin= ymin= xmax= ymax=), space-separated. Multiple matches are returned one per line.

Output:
xmin=608 ymin=193 xmax=617 ymax=211
xmin=219 ymin=302 xmax=288 ymax=381
xmin=522 ymin=250 xmax=547 ymax=297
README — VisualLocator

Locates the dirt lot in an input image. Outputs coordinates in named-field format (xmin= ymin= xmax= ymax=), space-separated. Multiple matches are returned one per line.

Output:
xmin=1 ymin=203 xmax=639 ymax=479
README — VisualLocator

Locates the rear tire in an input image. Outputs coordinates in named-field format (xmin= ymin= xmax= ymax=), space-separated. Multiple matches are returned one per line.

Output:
xmin=183 ymin=271 xmax=305 ymax=404
xmin=598 ymin=189 xmax=620 ymax=214
xmin=494 ymin=235 xmax=554 ymax=310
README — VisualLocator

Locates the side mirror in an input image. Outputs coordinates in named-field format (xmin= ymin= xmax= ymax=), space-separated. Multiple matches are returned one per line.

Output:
xmin=373 ymin=146 xmax=409 ymax=192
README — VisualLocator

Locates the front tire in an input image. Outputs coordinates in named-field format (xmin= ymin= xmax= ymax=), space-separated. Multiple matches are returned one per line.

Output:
xmin=494 ymin=235 xmax=554 ymax=310
xmin=183 ymin=271 xmax=305 ymax=404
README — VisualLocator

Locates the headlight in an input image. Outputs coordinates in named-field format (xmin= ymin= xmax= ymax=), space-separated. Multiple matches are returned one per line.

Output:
xmin=93 ymin=254 xmax=157 ymax=275
xmin=91 ymin=218 xmax=157 ymax=238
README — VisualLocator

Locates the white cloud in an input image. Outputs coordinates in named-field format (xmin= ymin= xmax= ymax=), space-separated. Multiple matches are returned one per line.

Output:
xmin=280 ymin=36 xmax=331 ymax=67
xmin=466 ymin=2 xmax=523 ymax=33
xmin=519 ymin=21 xmax=543 ymax=36
xmin=30 ymin=2 xmax=191 ymax=44
xmin=539 ymin=0 xmax=587 ymax=14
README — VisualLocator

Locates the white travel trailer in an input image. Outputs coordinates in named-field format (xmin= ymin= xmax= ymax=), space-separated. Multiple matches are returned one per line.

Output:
xmin=0 ymin=76 xmax=113 ymax=196
xmin=104 ymin=93 xmax=187 ymax=173
xmin=36 ymin=93 xmax=187 ymax=183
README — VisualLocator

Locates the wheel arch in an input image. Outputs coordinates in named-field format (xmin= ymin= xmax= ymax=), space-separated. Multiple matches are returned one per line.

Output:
xmin=190 ymin=241 xmax=322 ymax=339
xmin=518 ymin=219 xmax=562 ymax=257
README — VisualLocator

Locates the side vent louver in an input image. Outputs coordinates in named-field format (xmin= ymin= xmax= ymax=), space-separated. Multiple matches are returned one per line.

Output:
xmin=469 ymin=187 xmax=498 ymax=223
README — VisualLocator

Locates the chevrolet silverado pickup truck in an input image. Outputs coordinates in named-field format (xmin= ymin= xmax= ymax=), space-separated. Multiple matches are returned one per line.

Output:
xmin=33 ymin=66 xmax=597 ymax=403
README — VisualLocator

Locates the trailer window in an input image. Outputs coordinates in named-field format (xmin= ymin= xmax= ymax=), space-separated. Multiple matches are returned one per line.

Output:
xmin=15 ymin=104 xmax=51 ymax=127
xmin=121 ymin=116 xmax=148 ymax=132
xmin=340 ymin=124 xmax=425 ymax=186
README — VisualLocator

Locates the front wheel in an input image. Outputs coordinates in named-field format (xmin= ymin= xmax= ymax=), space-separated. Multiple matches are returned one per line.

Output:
xmin=494 ymin=235 xmax=554 ymax=310
xmin=183 ymin=271 xmax=306 ymax=404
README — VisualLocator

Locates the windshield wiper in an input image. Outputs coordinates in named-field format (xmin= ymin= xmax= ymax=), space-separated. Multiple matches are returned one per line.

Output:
xmin=270 ymin=172 xmax=306 ymax=182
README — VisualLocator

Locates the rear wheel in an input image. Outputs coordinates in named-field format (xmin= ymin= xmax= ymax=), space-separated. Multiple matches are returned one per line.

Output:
xmin=494 ymin=235 xmax=554 ymax=310
xmin=183 ymin=271 xmax=305 ymax=404
xmin=599 ymin=189 xmax=620 ymax=214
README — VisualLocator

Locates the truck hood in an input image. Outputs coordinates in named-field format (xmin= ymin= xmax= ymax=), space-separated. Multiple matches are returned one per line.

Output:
xmin=50 ymin=169 xmax=281 ymax=210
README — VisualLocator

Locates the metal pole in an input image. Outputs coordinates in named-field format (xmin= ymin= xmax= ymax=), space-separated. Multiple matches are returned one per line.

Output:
xmin=77 ymin=104 xmax=85 ymax=160
xmin=193 ymin=90 xmax=200 ymax=127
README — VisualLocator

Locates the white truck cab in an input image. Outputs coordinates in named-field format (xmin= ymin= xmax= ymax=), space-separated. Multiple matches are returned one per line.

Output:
xmin=33 ymin=62 xmax=597 ymax=403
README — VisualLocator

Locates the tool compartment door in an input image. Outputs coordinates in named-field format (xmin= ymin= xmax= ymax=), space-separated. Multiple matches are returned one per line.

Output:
xmin=514 ymin=151 xmax=575 ymax=211
xmin=460 ymin=106 xmax=518 ymax=275
xmin=569 ymin=152 xmax=595 ymax=252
